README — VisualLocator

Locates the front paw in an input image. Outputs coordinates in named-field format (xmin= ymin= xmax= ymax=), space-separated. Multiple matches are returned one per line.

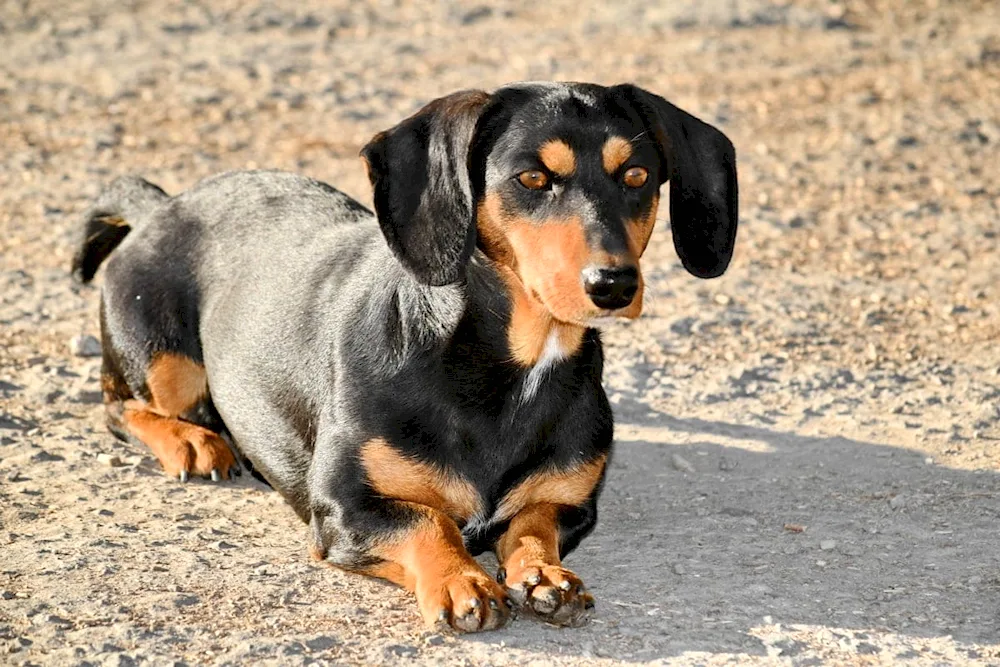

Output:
xmin=498 ymin=563 xmax=594 ymax=627
xmin=417 ymin=570 xmax=512 ymax=633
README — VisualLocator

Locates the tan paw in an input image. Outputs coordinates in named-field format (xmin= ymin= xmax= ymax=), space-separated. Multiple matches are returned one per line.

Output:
xmin=160 ymin=422 xmax=238 ymax=482
xmin=417 ymin=570 xmax=513 ymax=633
xmin=499 ymin=563 xmax=594 ymax=627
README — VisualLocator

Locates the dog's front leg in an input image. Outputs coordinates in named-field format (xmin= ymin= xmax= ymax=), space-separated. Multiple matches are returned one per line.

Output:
xmin=495 ymin=502 xmax=596 ymax=626
xmin=308 ymin=451 xmax=511 ymax=632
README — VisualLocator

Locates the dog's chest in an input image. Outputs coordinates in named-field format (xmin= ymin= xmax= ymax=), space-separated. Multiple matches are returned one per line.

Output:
xmin=360 ymin=324 xmax=610 ymax=545
xmin=420 ymin=442 xmax=606 ymax=542
xmin=362 ymin=413 xmax=604 ymax=541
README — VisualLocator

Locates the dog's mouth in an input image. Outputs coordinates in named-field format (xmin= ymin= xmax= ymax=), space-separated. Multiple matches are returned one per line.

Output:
xmin=528 ymin=279 xmax=644 ymax=328
xmin=488 ymin=254 xmax=644 ymax=330
xmin=584 ymin=313 xmax=637 ymax=329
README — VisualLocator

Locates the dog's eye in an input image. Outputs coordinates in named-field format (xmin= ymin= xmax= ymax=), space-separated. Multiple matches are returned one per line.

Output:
xmin=518 ymin=170 xmax=550 ymax=190
xmin=623 ymin=167 xmax=649 ymax=188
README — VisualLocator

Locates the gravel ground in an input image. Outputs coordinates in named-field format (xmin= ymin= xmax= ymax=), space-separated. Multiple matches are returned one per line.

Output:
xmin=2 ymin=0 xmax=999 ymax=664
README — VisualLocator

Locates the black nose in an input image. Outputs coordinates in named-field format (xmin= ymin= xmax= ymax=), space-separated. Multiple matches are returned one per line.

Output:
xmin=582 ymin=266 xmax=639 ymax=310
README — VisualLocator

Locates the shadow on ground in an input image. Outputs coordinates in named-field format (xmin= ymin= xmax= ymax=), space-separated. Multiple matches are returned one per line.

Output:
xmin=459 ymin=396 xmax=1000 ymax=661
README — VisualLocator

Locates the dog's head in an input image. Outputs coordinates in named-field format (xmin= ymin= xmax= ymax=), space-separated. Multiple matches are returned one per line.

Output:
xmin=361 ymin=82 xmax=737 ymax=326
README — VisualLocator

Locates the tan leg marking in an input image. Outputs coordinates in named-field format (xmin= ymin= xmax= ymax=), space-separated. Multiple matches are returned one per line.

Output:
xmin=496 ymin=503 xmax=595 ymax=625
xmin=364 ymin=504 xmax=511 ymax=633
xmin=602 ymin=136 xmax=633 ymax=174
xmin=107 ymin=352 xmax=232 ymax=480
xmin=360 ymin=438 xmax=483 ymax=523
xmin=538 ymin=139 xmax=576 ymax=178
xmin=145 ymin=352 xmax=208 ymax=416
xmin=496 ymin=454 xmax=606 ymax=522
xmin=121 ymin=402 xmax=235 ymax=478
xmin=493 ymin=458 xmax=605 ymax=623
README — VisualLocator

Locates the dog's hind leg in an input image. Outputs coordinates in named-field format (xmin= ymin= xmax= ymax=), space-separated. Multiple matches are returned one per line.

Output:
xmin=98 ymin=269 xmax=238 ymax=482
xmin=103 ymin=362 xmax=237 ymax=482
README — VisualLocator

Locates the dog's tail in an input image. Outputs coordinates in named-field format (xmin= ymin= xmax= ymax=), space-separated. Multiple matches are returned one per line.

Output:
xmin=71 ymin=176 xmax=169 ymax=283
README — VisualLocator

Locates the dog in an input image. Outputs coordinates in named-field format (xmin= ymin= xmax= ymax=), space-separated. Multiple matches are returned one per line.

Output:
xmin=72 ymin=82 xmax=737 ymax=632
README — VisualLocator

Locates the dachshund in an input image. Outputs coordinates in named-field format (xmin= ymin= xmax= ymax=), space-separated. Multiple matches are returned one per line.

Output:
xmin=72 ymin=82 xmax=737 ymax=632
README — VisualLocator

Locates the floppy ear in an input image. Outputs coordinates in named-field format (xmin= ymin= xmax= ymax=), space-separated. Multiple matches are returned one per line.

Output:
xmin=613 ymin=85 xmax=738 ymax=279
xmin=361 ymin=90 xmax=492 ymax=286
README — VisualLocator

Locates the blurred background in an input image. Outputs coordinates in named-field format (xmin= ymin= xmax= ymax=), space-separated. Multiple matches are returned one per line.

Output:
xmin=1 ymin=0 xmax=999 ymax=664
xmin=3 ymin=0 xmax=998 ymax=385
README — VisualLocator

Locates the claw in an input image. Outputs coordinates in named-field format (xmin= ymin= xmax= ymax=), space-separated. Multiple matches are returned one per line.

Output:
xmin=211 ymin=468 xmax=221 ymax=482
xmin=585 ymin=598 xmax=595 ymax=610
xmin=526 ymin=573 xmax=541 ymax=586
xmin=559 ymin=580 xmax=572 ymax=591
xmin=179 ymin=470 xmax=189 ymax=483
xmin=489 ymin=599 xmax=499 ymax=610
xmin=468 ymin=597 xmax=481 ymax=609
xmin=496 ymin=567 xmax=506 ymax=584
xmin=437 ymin=609 xmax=449 ymax=622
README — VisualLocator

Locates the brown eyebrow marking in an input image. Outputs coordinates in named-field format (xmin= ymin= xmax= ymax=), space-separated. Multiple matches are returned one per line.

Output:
xmin=602 ymin=136 xmax=633 ymax=174
xmin=538 ymin=139 xmax=576 ymax=177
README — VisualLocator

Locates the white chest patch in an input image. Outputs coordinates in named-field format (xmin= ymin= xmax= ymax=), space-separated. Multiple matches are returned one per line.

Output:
xmin=520 ymin=329 xmax=568 ymax=403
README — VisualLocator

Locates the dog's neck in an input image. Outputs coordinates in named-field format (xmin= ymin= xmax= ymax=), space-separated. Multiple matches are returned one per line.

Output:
xmin=386 ymin=253 xmax=589 ymax=384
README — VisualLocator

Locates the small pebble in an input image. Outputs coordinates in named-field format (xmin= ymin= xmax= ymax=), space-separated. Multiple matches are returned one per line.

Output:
xmin=97 ymin=453 xmax=124 ymax=467
xmin=820 ymin=540 xmax=837 ymax=551
xmin=423 ymin=634 xmax=445 ymax=646
xmin=31 ymin=449 xmax=64 ymax=463
xmin=69 ymin=334 xmax=102 ymax=357
xmin=888 ymin=494 xmax=906 ymax=510
xmin=384 ymin=644 xmax=419 ymax=658
xmin=671 ymin=453 xmax=696 ymax=473
xmin=304 ymin=636 xmax=338 ymax=651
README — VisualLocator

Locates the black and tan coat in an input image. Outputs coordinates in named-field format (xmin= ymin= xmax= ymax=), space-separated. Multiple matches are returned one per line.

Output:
xmin=72 ymin=81 xmax=738 ymax=632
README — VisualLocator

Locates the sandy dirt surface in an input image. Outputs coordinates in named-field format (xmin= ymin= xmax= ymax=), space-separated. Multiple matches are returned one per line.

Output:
xmin=2 ymin=0 xmax=1000 ymax=664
